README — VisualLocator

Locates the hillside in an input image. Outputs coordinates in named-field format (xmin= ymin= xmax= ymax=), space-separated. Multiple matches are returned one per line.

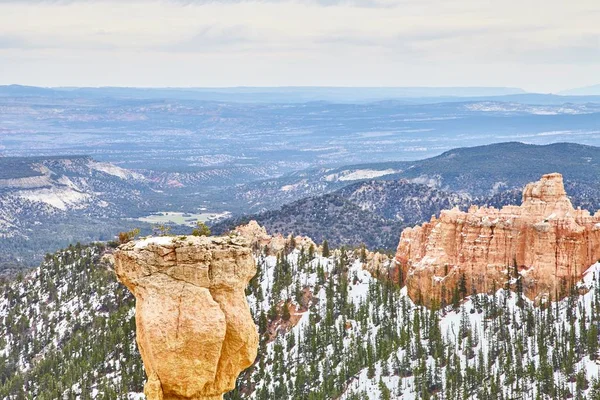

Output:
xmin=0 ymin=243 xmax=144 ymax=398
xmin=336 ymin=180 xmax=473 ymax=223
xmin=232 ymin=142 xmax=600 ymax=212
xmin=0 ymin=156 xmax=156 ymax=271
xmin=213 ymin=193 xmax=404 ymax=250
xmin=3 ymin=240 xmax=600 ymax=399
xmin=560 ymin=84 xmax=600 ymax=96
xmin=213 ymin=181 xmax=477 ymax=250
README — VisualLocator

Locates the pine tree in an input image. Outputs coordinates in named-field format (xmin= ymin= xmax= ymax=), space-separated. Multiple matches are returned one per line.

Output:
xmin=322 ymin=240 xmax=330 ymax=258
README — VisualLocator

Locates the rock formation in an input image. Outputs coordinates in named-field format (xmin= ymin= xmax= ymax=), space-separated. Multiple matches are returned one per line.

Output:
xmin=233 ymin=220 xmax=316 ymax=255
xmin=395 ymin=173 xmax=600 ymax=306
xmin=114 ymin=235 xmax=259 ymax=400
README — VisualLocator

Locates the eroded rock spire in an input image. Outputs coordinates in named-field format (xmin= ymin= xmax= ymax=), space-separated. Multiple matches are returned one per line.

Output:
xmin=114 ymin=235 xmax=258 ymax=400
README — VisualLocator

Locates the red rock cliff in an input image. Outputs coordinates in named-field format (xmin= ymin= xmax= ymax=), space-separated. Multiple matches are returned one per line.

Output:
xmin=395 ymin=173 xmax=600 ymax=306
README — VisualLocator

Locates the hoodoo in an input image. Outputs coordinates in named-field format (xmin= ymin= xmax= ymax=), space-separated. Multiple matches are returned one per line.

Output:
xmin=114 ymin=235 xmax=258 ymax=400
xmin=395 ymin=173 xmax=600 ymax=306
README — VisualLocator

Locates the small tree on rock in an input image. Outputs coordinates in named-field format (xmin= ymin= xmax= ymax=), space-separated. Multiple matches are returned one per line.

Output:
xmin=192 ymin=221 xmax=211 ymax=237
xmin=118 ymin=228 xmax=140 ymax=244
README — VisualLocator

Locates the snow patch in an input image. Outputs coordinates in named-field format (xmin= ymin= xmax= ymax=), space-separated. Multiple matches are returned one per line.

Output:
xmin=89 ymin=161 xmax=145 ymax=180
xmin=133 ymin=236 xmax=176 ymax=249
xmin=338 ymin=169 xmax=398 ymax=181
xmin=17 ymin=187 xmax=91 ymax=210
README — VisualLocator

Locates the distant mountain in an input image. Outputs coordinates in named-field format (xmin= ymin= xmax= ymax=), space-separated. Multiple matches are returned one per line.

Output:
xmin=0 ymin=85 xmax=528 ymax=103
xmin=233 ymin=142 xmax=600 ymax=212
xmin=6 ymin=85 xmax=600 ymax=105
xmin=559 ymin=84 xmax=600 ymax=96
xmin=214 ymin=193 xmax=404 ymax=250
xmin=217 ymin=142 xmax=600 ymax=251
xmin=384 ymin=142 xmax=600 ymax=196
xmin=0 ymin=156 xmax=157 ymax=270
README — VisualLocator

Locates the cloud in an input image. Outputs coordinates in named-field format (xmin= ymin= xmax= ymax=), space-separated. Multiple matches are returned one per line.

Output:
xmin=157 ymin=24 xmax=257 ymax=52
xmin=0 ymin=0 xmax=598 ymax=90
xmin=517 ymin=35 xmax=600 ymax=64
xmin=0 ymin=35 xmax=29 ymax=49
xmin=0 ymin=0 xmax=396 ymax=7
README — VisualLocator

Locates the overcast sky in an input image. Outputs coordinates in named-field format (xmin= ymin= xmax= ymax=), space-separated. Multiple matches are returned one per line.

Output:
xmin=0 ymin=0 xmax=598 ymax=92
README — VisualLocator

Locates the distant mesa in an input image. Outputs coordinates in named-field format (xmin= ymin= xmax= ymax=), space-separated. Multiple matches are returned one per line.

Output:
xmin=395 ymin=173 xmax=600 ymax=306
xmin=114 ymin=235 xmax=258 ymax=400
xmin=558 ymin=83 xmax=600 ymax=96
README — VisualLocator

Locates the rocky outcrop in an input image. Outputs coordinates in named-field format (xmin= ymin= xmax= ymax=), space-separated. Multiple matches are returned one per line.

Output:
xmin=114 ymin=235 xmax=258 ymax=400
xmin=233 ymin=220 xmax=316 ymax=255
xmin=396 ymin=173 xmax=600 ymax=306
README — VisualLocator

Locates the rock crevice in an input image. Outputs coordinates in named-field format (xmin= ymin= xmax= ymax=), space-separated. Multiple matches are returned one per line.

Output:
xmin=395 ymin=173 xmax=600 ymax=306
xmin=114 ymin=235 xmax=258 ymax=400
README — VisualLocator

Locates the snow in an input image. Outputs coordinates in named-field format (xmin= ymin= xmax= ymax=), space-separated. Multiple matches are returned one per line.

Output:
xmin=16 ymin=186 xmax=90 ymax=210
xmin=0 ymin=174 xmax=53 ymax=189
xmin=339 ymin=169 xmax=398 ymax=181
xmin=280 ymin=182 xmax=304 ymax=192
xmin=57 ymin=175 xmax=81 ymax=190
xmin=89 ymin=161 xmax=145 ymax=180
xmin=581 ymin=262 xmax=600 ymax=287
xmin=347 ymin=260 xmax=372 ymax=302
xmin=464 ymin=102 xmax=595 ymax=115
xmin=133 ymin=236 xmax=176 ymax=249
xmin=340 ymin=261 xmax=600 ymax=399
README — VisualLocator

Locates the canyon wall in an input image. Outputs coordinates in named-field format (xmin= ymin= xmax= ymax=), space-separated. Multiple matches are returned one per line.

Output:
xmin=114 ymin=235 xmax=258 ymax=400
xmin=395 ymin=173 xmax=600 ymax=306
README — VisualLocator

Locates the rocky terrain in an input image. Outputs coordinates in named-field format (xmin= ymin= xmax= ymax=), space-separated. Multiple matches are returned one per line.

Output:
xmin=396 ymin=173 xmax=600 ymax=306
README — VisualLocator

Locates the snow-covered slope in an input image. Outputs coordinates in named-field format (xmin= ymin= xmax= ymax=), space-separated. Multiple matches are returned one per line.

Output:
xmin=0 ymin=156 xmax=148 ymax=215
xmin=0 ymin=156 xmax=157 ymax=268
xmin=0 ymin=244 xmax=144 ymax=398
xmin=241 ymin=250 xmax=600 ymax=400
xmin=2 ymin=241 xmax=600 ymax=399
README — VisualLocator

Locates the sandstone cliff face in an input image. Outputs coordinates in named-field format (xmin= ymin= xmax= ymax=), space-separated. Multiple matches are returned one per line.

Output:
xmin=396 ymin=173 xmax=600 ymax=306
xmin=114 ymin=235 xmax=258 ymax=400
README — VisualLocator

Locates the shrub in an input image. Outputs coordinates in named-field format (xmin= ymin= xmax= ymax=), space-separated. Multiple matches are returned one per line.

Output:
xmin=118 ymin=228 xmax=140 ymax=244
xmin=192 ymin=221 xmax=211 ymax=237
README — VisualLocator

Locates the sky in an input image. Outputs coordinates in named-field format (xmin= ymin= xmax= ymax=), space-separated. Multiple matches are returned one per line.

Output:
xmin=0 ymin=0 xmax=598 ymax=92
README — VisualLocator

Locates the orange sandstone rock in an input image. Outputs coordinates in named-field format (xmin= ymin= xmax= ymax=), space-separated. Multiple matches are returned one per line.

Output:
xmin=114 ymin=235 xmax=258 ymax=400
xmin=395 ymin=173 xmax=600 ymax=306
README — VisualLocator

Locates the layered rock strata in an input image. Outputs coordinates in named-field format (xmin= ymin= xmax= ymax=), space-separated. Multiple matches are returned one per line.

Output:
xmin=396 ymin=173 xmax=600 ymax=306
xmin=114 ymin=235 xmax=258 ymax=400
